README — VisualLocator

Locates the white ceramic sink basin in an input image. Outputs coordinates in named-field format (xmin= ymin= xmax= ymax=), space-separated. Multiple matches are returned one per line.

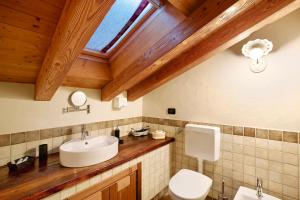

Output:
xmin=60 ymin=136 xmax=118 ymax=167
xmin=234 ymin=187 xmax=280 ymax=200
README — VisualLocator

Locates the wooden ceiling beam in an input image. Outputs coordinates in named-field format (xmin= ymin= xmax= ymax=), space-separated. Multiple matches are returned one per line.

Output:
xmin=63 ymin=58 xmax=112 ymax=89
xmin=35 ymin=0 xmax=115 ymax=101
xmin=127 ymin=0 xmax=300 ymax=101
xmin=101 ymin=0 xmax=239 ymax=101
xmin=167 ymin=0 xmax=205 ymax=16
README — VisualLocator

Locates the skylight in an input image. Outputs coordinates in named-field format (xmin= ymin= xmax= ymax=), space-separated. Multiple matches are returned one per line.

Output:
xmin=85 ymin=0 xmax=153 ymax=54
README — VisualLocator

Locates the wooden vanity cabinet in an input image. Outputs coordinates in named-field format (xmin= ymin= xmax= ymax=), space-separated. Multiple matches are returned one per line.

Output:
xmin=68 ymin=163 xmax=141 ymax=200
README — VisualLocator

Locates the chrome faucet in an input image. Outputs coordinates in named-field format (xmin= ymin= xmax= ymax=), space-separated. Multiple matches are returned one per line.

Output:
xmin=81 ymin=125 xmax=89 ymax=140
xmin=256 ymin=178 xmax=263 ymax=199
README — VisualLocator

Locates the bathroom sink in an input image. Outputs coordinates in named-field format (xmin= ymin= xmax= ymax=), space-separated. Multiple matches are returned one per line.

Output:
xmin=234 ymin=187 xmax=280 ymax=200
xmin=60 ymin=136 xmax=119 ymax=167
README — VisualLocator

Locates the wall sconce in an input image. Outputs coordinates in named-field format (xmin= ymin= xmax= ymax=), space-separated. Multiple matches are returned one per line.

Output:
xmin=242 ymin=39 xmax=273 ymax=73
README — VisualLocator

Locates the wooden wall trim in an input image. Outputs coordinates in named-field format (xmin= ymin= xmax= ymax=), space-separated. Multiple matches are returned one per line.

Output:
xmin=35 ymin=0 xmax=115 ymax=101
xmin=127 ymin=0 xmax=300 ymax=101
xmin=101 ymin=0 xmax=239 ymax=101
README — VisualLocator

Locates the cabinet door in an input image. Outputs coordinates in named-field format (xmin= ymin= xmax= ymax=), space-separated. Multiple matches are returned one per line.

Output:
xmin=110 ymin=172 xmax=137 ymax=200
xmin=68 ymin=187 xmax=110 ymax=200
xmin=84 ymin=187 xmax=109 ymax=200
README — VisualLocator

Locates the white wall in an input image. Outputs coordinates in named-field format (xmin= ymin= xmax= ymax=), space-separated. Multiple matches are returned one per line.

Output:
xmin=0 ymin=83 xmax=143 ymax=134
xmin=143 ymin=9 xmax=300 ymax=132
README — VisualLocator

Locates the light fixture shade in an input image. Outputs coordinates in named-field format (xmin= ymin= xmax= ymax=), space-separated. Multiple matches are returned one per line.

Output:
xmin=242 ymin=39 xmax=273 ymax=59
xmin=250 ymin=58 xmax=267 ymax=73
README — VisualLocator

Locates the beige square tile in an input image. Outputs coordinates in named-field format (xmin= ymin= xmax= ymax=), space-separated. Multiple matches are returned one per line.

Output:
xmin=269 ymin=171 xmax=282 ymax=183
xmin=244 ymin=145 xmax=255 ymax=156
xmin=223 ymin=160 xmax=233 ymax=169
xmin=233 ymin=144 xmax=243 ymax=153
xmin=223 ymin=168 xmax=233 ymax=178
xmin=61 ymin=186 xmax=76 ymax=199
xmin=283 ymin=185 xmax=298 ymax=199
xmin=269 ymin=150 xmax=282 ymax=162
xmin=222 ymin=142 xmax=232 ymax=152
xmin=283 ymin=142 xmax=298 ymax=154
xmin=90 ymin=174 xmax=102 ymax=185
xmin=233 ymin=171 xmax=244 ymax=182
xmin=233 ymin=162 xmax=243 ymax=173
xmin=256 ymin=158 xmax=268 ymax=169
xmin=269 ymin=181 xmax=283 ymax=194
xmin=244 ymin=156 xmax=255 ymax=166
xmin=233 ymin=135 xmax=243 ymax=144
xmin=233 ymin=153 xmax=243 ymax=162
xmin=26 ymin=141 xmax=39 ymax=157
xmin=256 ymin=168 xmax=269 ymax=180
xmin=52 ymin=136 xmax=64 ymax=153
xmin=11 ymin=143 xmax=26 ymax=157
xmin=282 ymin=174 xmax=298 ymax=187
xmin=283 ymin=152 xmax=298 ymax=166
xmin=243 ymin=137 xmax=255 ymax=147
xmin=222 ymin=151 xmax=233 ymax=160
xmin=256 ymin=138 xmax=268 ymax=149
xmin=268 ymin=140 xmax=282 ymax=151
xmin=283 ymin=164 xmax=298 ymax=176
xmin=76 ymin=180 xmax=90 ymax=193
xmin=0 ymin=157 xmax=10 ymax=166
xmin=102 ymin=170 xmax=113 ymax=180
xmin=244 ymin=174 xmax=256 ymax=186
xmin=244 ymin=165 xmax=255 ymax=176
xmin=256 ymin=148 xmax=268 ymax=159
xmin=214 ymin=165 xmax=222 ymax=175
xmin=0 ymin=146 xmax=10 ymax=159
xmin=269 ymin=161 xmax=283 ymax=173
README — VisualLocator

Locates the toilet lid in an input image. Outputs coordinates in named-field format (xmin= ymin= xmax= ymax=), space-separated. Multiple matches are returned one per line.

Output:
xmin=169 ymin=169 xmax=212 ymax=199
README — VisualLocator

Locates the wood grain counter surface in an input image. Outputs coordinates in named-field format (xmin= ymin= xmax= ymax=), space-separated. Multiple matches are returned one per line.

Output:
xmin=0 ymin=135 xmax=174 ymax=200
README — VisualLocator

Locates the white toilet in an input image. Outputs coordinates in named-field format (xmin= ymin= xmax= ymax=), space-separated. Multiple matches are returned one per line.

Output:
xmin=169 ymin=124 xmax=221 ymax=200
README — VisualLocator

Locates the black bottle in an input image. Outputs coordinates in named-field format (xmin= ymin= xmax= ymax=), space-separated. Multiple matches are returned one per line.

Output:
xmin=114 ymin=127 xmax=123 ymax=144
xmin=39 ymin=144 xmax=48 ymax=165
xmin=114 ymin=127 xmax=120 ymax=138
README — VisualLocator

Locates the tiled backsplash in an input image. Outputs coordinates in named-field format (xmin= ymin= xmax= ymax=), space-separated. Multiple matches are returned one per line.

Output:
xmin=142 ymin=117 xmax=300 ymax=200
xmin=0 ymin=117 xmax=143 ymax=166
xmin=2 ymin=116 xmax=300 ymax=199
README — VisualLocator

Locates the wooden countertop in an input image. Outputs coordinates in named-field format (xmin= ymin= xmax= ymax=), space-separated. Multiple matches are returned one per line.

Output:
xmin=0 ymin=135 xmax=174 ymax=200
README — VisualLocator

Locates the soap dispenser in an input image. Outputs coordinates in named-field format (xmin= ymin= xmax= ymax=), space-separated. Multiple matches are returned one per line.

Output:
xmin=113 ymin=126 xmax=123 ymax=144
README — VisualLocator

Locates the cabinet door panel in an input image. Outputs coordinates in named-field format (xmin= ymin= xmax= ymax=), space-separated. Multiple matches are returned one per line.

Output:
xmin=84 ymin=187 xmax=109 ymax=200
xmin=110 ymin=172 xmax=137 ymax=200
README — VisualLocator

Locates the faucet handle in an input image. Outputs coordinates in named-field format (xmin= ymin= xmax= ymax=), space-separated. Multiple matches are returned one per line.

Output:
xmin=257 ymin=177 xmax=263 ymax=186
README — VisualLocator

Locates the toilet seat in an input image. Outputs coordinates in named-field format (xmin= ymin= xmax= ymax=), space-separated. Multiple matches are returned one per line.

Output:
xmin=169 ymin=169 xmax=212 ymax=200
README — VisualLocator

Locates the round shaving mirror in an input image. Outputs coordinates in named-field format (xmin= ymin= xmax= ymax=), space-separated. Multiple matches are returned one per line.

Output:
xmin=70 ymin=91 xmax=87 ymax=107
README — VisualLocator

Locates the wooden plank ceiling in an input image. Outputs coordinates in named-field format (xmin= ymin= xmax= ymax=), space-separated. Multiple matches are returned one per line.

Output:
xmin=0 ymin=0 xmax=299 ymax=101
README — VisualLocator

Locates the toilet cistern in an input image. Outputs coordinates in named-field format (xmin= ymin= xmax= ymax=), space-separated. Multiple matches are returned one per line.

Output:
xmin=168 ymin=124 xmax=221 ymax=200
xmin=185 ymin=124 xmax=221 ymax=162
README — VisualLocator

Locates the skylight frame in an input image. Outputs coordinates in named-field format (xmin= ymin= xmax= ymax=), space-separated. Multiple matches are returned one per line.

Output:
xmin=83 ymin=0 xmax=157 ymax=59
